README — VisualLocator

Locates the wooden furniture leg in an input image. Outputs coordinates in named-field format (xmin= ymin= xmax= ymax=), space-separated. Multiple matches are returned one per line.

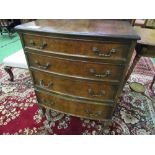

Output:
xmin=38 ymin=104 xmax=46 ymax=115
xmin=4 ymin=66 xmax=14 ymax=81
xmin=150 ymin=75 xmax=155 ymax=90
xmin=124 ymin=54 xmax=141 ymax=84
xmin=41 ymin=106 xmax=46 ymax=115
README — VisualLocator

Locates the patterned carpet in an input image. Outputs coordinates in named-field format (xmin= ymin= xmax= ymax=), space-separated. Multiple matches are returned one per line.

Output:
xmin=0 ymin=57 xmax=155 ymax=135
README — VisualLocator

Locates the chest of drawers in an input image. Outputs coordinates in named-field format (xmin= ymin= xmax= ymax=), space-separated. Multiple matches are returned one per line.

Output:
xmin=15 ymin=20 xmax=140 ymax=121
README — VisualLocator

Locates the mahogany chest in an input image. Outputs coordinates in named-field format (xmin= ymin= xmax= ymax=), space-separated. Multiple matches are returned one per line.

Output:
xmin=15 ymin=20 xmax=140 ymax=122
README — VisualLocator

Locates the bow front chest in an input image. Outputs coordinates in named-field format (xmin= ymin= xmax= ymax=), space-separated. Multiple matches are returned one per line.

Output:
xmin=15 ymin=20 xmax=140 ymax=121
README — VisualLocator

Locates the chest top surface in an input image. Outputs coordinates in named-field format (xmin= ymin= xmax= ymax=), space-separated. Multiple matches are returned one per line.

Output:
xmin=15 ymin=19 xmax=140 ymax=40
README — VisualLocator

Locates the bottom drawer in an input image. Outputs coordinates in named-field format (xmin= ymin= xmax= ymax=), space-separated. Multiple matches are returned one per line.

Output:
xmin=35 ymin=89 xmax=114 ymax=120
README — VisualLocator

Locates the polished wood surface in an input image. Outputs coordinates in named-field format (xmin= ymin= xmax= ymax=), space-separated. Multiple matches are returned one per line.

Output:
xmin=31 ymin=69 xmax=118 ymax=103
xmin=35 ymin=89 xmax=113 ymax=120
xmin=23 ymin=33 xmax=131 ymax=62
xmin=16 ymin=20 xmax=140 ymax=40
xmin=27 ymin=52 xmax=124 ymax=82
xmin=15 ymin=20 xmax=139 ymax=121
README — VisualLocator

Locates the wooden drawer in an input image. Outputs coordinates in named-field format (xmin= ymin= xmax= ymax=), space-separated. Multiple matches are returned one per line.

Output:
xmin=23 ymin=33 xmax=130 ymax=61
xmin=26 ymin=52 xmax=124 ymax=82
xmin=31 ymin=70 xmax=118 ymax=103
xmin=35 ymin=89 xmax=113 ymax=120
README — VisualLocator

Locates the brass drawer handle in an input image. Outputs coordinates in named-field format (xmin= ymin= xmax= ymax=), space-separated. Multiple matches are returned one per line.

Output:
xmin=40 ymin=41 xmax=47 ymax=49
xmin=85 ymin=109 xmax=102 ymax=117
xmin=30 ymin=40 xmax=35 ymax=46
xmin=88 ymin=88 xmax=105 ymax=97
xmin=41 ymin=98 xmax=55 ymax=106
xmin=92 ymin=47 xmax=117 ymax=57
xmin=29 ymin=40 xmax=47 ymax=49
xmin=34 ymin=60 xmax=51 ymax=70
xmin=39 ymin=79 xmax=53 ymax=89
xmin=89 ymin=68 xmax=111 ymax=78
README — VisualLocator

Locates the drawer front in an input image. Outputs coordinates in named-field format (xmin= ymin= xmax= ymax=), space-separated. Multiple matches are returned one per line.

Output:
xmin=23 ymin=34 xmax=130 ymax=61
xmin=35 ymin=89 xmax=113 ymax=120
xmin=31 ymin=70 xmax=118 ymax=102
xmin=27 ymin=52 xmax=124 ymax=82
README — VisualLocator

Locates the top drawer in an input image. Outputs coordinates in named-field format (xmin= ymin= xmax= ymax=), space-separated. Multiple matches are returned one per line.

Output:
xmin=22 ymin=34 xmax=131 ymax=61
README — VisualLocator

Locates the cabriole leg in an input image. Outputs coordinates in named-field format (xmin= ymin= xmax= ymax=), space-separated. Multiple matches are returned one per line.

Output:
xmin=4 ymin=66 xmax=14 ymax=81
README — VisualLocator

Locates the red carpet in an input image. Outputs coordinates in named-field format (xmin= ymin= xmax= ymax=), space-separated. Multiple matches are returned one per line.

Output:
xmin=0 ymin=57 xmax=155 ymax=135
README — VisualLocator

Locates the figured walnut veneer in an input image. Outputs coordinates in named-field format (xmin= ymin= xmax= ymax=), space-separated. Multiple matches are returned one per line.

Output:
xmin=15 ymin=20 xmax=139 ymax=121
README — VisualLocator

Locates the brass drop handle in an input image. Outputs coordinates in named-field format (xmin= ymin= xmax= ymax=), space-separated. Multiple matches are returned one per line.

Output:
xmin=89 ymin=68 xmax=111 ymax=78
xmin=39 ymin=79 xmax=53 ymax=89
xmin=39 ymin=41 xmax=47 ymax=49
xmin=34 ymin=60 xmax=51 ymax=70
xmin=41 ymin=98 xmax=55 ymax=106
xmin=92 ymin=47 xmax=117 ymax=57
xmin=88 ymin=88 xmax=105 ymax=97
xmin=85 ymin=109 xmax=102 ymax=117
xmin=29 ymin=40 xmax=35 ymax=47
xmin=29 ymin=40 xmax=47 ymax=49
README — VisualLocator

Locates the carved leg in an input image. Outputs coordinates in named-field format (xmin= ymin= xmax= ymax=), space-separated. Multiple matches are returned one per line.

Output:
xmin=38 ymin=105 xmax=46 ymax=116
xmin=124 ymin=54 xmax=141 ymax=84
xmin=45 ymin=108 xmax=52 ymax=122
xmin=4 ymin=66 xmax=14 ymax=81
xmin=150 ymin=74 xmax=155 ymax=91
xmin=41 ymin=106 xmax=46 ymax=115
xmin=39 ymin=106 xmax=52 ymax=122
